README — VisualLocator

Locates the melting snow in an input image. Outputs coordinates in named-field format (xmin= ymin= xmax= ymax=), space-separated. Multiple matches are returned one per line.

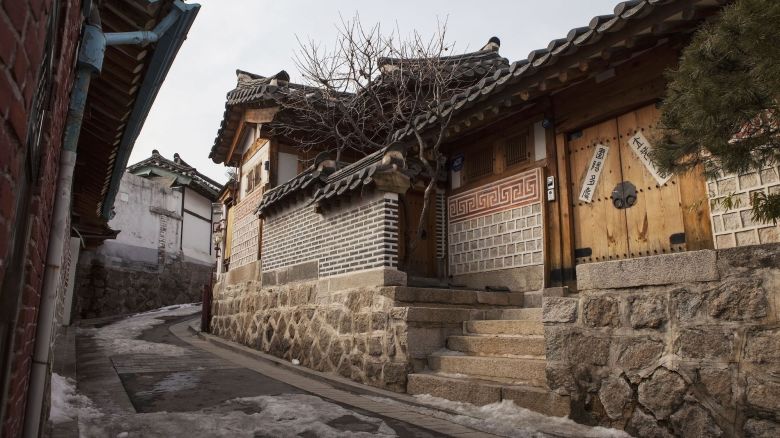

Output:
xmin=368 ymin=394 xmax=631 ymax=438
xmin=49 ymin=373 xmax=102 ymax=424
xmin=80 ymin=303 xmax=200 ymax=356
xmin=79 ymin=394 xmax=398 ymax=438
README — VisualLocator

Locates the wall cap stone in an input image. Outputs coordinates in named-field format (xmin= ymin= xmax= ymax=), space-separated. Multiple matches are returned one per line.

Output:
xmin=317 ymin=268 xmax=407 ymax=294
xmin=576 ymin=250 xmax=719 ymax=290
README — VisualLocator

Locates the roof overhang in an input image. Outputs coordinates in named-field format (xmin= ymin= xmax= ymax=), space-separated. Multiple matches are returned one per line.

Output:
xmin=71 ymin=0 xmax=199 ymax=242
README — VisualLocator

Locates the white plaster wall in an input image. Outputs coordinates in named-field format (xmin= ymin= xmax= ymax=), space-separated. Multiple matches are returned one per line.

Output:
xmin=240 ymin=141 xmax=268 ymax=198
xmin=99 ymin=172 xmax=216 ymax=267
xmin=278 ymin=151 xmax=298 ymax=185
xmin=184 ymin=186 xmax=212 ymax=218
xmin=109 ymin=173 xmax=182 ymax=251
xmin=182 ymin=187 xmax=214 ymax=263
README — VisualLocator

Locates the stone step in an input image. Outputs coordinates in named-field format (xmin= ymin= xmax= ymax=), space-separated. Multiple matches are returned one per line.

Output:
xmin=483 ymin=307 xmax=542 ymax=321
xmin=447 ymin=335 xmax=545 ymax=357
xmin=428 ymin=353 xmax=547 ymax=385
xmin=465 ymin=320 xmax=544 ymax=336
xmin=407 ymin=373 xmax=570 ymax=417
xmin=404 ymin=307 xmax=484 ymax=323
xmin=521 ymin=287 xmax=567 ymax=308
xmin=389 ymin=286 xmax=524 ymax=308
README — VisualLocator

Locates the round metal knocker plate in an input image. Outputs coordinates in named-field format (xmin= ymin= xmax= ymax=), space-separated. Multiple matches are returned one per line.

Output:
xmin=612 ymin=181 xmax=637 ymax=209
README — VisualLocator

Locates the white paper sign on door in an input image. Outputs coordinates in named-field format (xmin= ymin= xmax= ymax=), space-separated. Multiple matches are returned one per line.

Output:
xmin=627 ymin=131 xmax=672 ymax=185
xmin=578 ymin=144 xmax=609 ymax=203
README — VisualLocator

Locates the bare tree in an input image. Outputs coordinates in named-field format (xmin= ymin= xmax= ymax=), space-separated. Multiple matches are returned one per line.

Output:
xmin=272 ymin=16 xmax=493 ymax=268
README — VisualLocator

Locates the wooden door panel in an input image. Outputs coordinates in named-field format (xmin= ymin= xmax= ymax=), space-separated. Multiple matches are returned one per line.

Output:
xmin=399 ymin=190 xmax=436 ymax=277
xmin=616 ymin=105 xmax=686 ymax=257
xmin=569 ymin=118 xmax=628 ymax=264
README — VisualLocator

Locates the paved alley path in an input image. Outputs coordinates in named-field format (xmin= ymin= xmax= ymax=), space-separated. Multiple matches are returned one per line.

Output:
xmin=53 ymin=305 xmax=628 ymax=438
xmin=58 ymin=307 xmax=457 ymax=437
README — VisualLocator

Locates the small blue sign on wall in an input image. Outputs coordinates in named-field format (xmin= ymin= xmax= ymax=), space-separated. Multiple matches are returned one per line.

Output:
xmin=450 ymin=153 xmax=464 ymax=172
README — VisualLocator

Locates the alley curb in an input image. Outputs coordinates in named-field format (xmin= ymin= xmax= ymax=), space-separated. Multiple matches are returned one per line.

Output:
xmin=171 ymin=318 xmax=501 ymax=438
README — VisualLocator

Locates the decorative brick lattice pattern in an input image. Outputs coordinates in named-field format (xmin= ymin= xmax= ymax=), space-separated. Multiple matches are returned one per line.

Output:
xmin=263 ymin=193 xmax=399 ymax=277
xmin=230 ymin=189 xmax=263 ymax=268
xmin=447 ymin=169 xmax=544 ymax=276
xmin=449 ymin=204 xmax=543 ymax=275
xmin=448 ymin=168 xmax=540 ymax=222
xmin=708 ymin=165 xmax=780 ymax=248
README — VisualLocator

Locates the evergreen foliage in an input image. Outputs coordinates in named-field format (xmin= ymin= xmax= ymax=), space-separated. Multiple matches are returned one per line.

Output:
xmin=655 ymin=0 xmax=780 ymax=222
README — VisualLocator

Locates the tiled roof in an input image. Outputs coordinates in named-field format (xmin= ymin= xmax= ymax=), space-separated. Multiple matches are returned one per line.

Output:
xmin=127 ymin=150 xmax=222 ymax=199
xmin=378 ymin=40 xmax=509 ymax=81
xmin=239 ymin=0 xmax=723 ymax=217
xmin=391 ymin=0 xmax=716 ymax=141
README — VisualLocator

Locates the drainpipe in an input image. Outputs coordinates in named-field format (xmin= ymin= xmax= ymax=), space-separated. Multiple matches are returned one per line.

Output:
xmin=22 ymin=3 xmax=187 ymax=436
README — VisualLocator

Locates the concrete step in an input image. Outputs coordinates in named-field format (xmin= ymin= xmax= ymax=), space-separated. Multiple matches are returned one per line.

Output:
xmin=465 ymin=319 xmax=544 ymax=336
xmin=447 ymin=335 xmax=545 ymax=357
xmin=483 ymin=307 xmax=542 ymax=321
xmin=428 ymin=353 xmax=547 ymax=385
xmin=407 ymin=373 xmax=570 ymax=417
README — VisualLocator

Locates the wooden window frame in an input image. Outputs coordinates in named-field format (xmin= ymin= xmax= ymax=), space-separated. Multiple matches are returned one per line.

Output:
xmin=451 ymin=122 xmax=540 ymax=194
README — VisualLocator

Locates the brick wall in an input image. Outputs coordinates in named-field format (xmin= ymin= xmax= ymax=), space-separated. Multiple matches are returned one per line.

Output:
xmin=447 ymin=168 xmax=544 ymax=276
xmin=230 ymin=188 xmax=262 ymax=268
xmin=708 ymin=166 xmax=780 ymax=248
xmin=0 ymin=0 xmax=83 ymax=435
xmin=262 ymin=192 xmax=399 ymax=278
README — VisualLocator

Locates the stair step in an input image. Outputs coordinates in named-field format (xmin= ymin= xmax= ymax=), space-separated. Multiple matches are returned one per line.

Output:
xmin=404 ymin=307 xmax=484 ymax=323
xmin=483 ymin=308 xmax=542 ymax=321
xmin=465 ymin=320 xmax=543 ymax=336
xmin=429 ymin=354 xmax=547 ymax=385
xmin=390 ymin=287 xmax=524 ymax=307
xmin=407 ymin=373 xmax=570 ymax=417
xmin=447 ymin=335 xmax=545 ymax=357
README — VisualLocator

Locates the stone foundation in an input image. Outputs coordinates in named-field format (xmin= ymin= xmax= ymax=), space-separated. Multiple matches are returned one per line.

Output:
xmin=210 ymin=276 xmax=522 ymax=392
xmin=75 ymin=254 xmax=212 ymax=319
xmin=210 ymin=279 xmax=411 ymax=391
xmin=544 ymin=244 xmax=780 ymax=437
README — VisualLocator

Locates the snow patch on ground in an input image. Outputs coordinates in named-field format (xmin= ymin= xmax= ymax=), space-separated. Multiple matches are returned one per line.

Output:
xmin=49 ymin=373 xmax=102 ymax=424
xmin=136 ymin=371 xmax=201 ymax=398
xmin=79 ymin=394 xmax=397 ymax=438
xmin=369 ymin=394 xmax=631 ymax=438
xmin=81 ymin=303 xmax=200 ymax=356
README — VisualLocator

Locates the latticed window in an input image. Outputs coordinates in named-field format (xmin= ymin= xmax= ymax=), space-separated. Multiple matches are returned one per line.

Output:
xmin=505 ymin=130 xmax=530 ymax=167
xmin=464 ymin=147 xmax=493 ymax=182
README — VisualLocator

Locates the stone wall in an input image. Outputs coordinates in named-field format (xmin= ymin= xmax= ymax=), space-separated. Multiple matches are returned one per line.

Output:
xmin=75 ymin=253 xmax=212 ymax=319
xmin=262 ymin=192 xmax=399 ymax=279
xmin=709 ymin=166 xmax=780 ymax=248
xmin=210 ymin=279 xmax=411 ymax=391
xmin=543 ymin=244 xmax=780 ymax=437
xmin=447 ymin=168 xmax=544 ymax=291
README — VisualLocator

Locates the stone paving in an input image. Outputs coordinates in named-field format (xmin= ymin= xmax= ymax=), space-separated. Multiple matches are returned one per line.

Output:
xmin=54 ymin=311 xmax=484 ymax=437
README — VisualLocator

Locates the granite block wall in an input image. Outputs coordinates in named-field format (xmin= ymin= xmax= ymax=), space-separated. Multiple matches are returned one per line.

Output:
xmin=210 ymin=280 xmax=411 ymax=391
xmin=544 ymin=244 xmax=780 ymax=437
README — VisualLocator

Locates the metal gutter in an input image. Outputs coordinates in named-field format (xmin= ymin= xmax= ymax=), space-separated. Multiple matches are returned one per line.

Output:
xmin=100 ymin=0 xmax=201 ymax=219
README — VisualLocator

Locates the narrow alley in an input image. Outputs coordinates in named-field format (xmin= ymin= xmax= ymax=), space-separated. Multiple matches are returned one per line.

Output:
xmin=50 ymin=305 xmax=627 ymax=438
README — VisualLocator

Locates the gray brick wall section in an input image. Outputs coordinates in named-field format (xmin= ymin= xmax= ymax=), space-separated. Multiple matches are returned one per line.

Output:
xmin=262 ymin=192 xmax=399 ymax=277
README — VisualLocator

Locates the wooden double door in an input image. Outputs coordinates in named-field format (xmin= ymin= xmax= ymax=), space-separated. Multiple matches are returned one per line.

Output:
xmin=567 ymin=104 xmax=711 ymax=264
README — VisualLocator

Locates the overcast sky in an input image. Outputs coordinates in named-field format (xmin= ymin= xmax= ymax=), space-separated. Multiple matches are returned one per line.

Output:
xmin=131 ymin=0 xmax=620 ymax=184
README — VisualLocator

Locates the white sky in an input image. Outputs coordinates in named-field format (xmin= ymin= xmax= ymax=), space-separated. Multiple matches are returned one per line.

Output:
xmin=131 ymin=0 xmax=620 ymax=184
